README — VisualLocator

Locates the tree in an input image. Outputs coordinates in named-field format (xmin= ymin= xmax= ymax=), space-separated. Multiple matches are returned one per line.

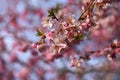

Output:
xmin=0 ymin=0 xmax=120 ymax=80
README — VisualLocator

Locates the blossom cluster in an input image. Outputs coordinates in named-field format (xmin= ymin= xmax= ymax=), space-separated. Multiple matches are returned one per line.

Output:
xmin=70 ymin=39 xmax=120 ymax=67
xmin=0 ymin=0 xmax=120 ymax=80
xmin=32 ymin=0 xmax=117 ymax=63
xmin=32 ymin=12 xmax=95 ymax=61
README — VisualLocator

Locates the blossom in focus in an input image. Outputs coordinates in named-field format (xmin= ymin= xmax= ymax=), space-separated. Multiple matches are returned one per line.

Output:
xmin=42 ymin=17 xmax=53 ymax=28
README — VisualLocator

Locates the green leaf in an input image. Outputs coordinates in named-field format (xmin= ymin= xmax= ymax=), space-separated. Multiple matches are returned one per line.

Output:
xmin=53 ymin=4 xmax=60 ymax=13
xmin=48 ymin=9 xmax=58 ymax=20
xmin=48 ymin=9 xmax=54 ymax=17
xmin=36 ymin=29 xmax=44 ymax=37
xmin=74 ymin=34 xmax=83 ymax=40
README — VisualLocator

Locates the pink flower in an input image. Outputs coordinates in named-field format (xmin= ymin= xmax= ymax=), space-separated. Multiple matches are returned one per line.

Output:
xmin=31 ymin=43 xmax=37 ymax=48
xmin=63 ymin=14 xmax=75 ymax=24
xmin=42 ymin=17 xmax=53 ymax=28
xmin=47 ymin=31 xmax=55 ymax=40
xmin=70 ymin=58 xmax=83 ymax=67
xmin=57 ymin=43 xmax=68 ymax=53
xmin=44 ymin=49 xmax=55 ymax=61
xmin=45 ymin=49 xmax=63 ymax=61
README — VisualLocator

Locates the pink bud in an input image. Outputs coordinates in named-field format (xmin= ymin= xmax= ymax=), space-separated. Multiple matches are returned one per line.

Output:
xmin=31 ymin=50 xmax=38 ymax=56
xmin=46 ymin=53 xmax=54 ymax=61
xmin=86 ymin=18 xmax=90 ymax=24
xmin=31 ymin=43 xmax=37 ymax=48
xmin=81 ymin=22 xmax=88 ymax=29
xmin=81 ymin=22 xmax=87 ymax=27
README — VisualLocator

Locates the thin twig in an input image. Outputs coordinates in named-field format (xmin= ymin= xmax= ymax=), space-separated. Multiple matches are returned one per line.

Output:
xmin=78 ymin=0 xmax=95 ymax=21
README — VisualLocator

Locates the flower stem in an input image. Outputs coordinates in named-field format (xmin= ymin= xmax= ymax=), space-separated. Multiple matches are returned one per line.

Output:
xmin=78 ymin=0 xmax=95 ymax=21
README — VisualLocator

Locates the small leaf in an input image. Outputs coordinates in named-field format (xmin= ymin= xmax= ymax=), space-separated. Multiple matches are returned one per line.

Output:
xmin=74 ymin=34 xmax=83 ymax=40
xmin=48 ymin=9 xmax=54 ymax=17
xmin=36 ymin=29 xmax=44 ymax=36
xmin=53 ymin=4 xmax=60 ymax=13
xmin=48 ymin=9 xmax=58 ymax=20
